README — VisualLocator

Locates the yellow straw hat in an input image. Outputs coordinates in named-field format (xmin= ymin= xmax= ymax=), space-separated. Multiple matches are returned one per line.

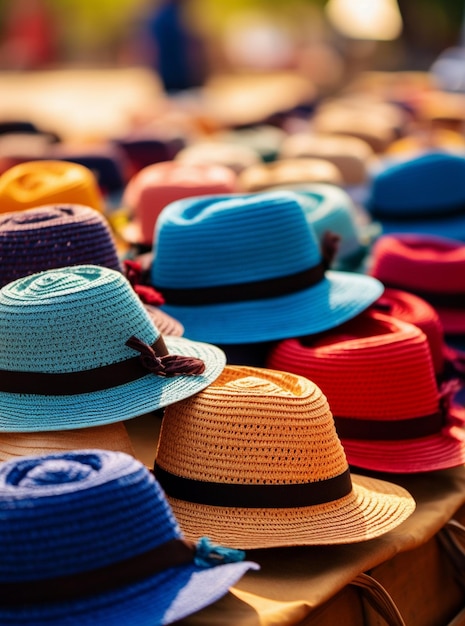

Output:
xmin=154 ymin=365 xmax=415 ymax=549
xmin=0 ymin=160 xmax=104 ymax=214
xmin=0 ymin=422 xmax=136 ymax=462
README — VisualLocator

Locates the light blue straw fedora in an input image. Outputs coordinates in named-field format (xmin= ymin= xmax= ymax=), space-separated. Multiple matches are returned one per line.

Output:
xmin=0 ymin=265 xmax=225 ymax=431
xmin=0 ymin=449 xmax=257 ymax=625
xmin=149 ymin=191 xmax=384 ymax=344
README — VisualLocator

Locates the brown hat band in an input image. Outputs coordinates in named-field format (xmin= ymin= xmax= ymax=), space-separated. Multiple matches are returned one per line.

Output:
xmin=334 ymin=409 xmax=444 ymax=441
xmin=153 ymin=464 xmax=352 ymax=508
xmin=0 ymin=335 xmax=204 ymax=395
xmin=155 ymin=263 xmax=326 ymax=306
xmin=0 ymin=537 xmax=196 ymax=605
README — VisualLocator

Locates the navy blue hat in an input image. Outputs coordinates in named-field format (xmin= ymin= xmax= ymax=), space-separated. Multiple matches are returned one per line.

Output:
xmin=366 ymin=151 xmax=465 ymax=240
xmin=0 ymin=450 xmax=257 ymax=625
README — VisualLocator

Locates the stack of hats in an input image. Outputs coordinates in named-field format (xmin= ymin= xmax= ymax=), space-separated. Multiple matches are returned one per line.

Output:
xmin=147 ymin=190 xmax=383 ymax=364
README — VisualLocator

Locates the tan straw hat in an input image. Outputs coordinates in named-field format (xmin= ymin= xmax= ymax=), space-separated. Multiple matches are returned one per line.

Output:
xmin=0 ymin=422 xmax=136 ymax=462
xmin=154 ymin=365 xmax=415 ymax=549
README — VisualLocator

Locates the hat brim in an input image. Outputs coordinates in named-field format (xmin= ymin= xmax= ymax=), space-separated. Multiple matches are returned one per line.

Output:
xmin=0 ymin=423 xmax=136 ymax=462
xmin=0 ymin=337 xmax=225 ymax=432
xmin=145 ymin=305 xmax=184 ymax=337
xmin=163 ymin=474 xmax=415 ymax=549
xmin=341 ymin=430 xmax=465 ymax=474
xmin=0 ymin=559 xmax=257 ymax=625
xmin=159 ymin=271 xmax=384 ymax=344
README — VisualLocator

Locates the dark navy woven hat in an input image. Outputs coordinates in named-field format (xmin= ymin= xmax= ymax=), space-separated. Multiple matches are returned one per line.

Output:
xmin=0 ymin=449 xmax=257 ymax=625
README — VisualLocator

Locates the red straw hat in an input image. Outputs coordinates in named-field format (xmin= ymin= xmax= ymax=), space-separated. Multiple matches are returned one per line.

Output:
xmin=371 ymin=287 xmax=465 ymax=388
xmin=266 ymin=309 xmax=465 ymax=473
xmin=369 ymin=233 xmax=465 ymax=335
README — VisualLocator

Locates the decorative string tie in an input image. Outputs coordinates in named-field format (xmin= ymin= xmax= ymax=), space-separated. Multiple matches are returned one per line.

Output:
xmin=321 ymin=230 xmax=341 ymax=269
xmin=439 ymin=378 xmax=465 ymax=441
xmin=124 ymin=259 xmax=165 ymax=306
xmin=126 ymin=335 xmax=205 ymax=377
xmin=194 ymin=537 xmax=246 ymax=568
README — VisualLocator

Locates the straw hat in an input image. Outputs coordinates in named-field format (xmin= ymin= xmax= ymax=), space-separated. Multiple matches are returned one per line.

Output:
xmin=215 ymin=124 xmax=286 ymax=163
xmin=365 ymin=152 xmax=465 ymax=240
xmin=0 ymin=160 xmax=104 ymax=213
xmin=0 ymin=264 xmax=226 ymax=431
xmin=174 ymin=141 xmax=261 ymax=174
xmin=289 ymin=184 xmax=379 ymax=272
xmin=0 ymin=450 xmax=257 ymax=625
xmin=120 ymin=161 xmax=238 ymax=247
xmin=0 ymin=204 xmax=183 ymax=336
xmin=279 ymin=133 xmax=373 ymax=186
xmin=369 ymin=233 xmax=465 ymax=335
xmin=266 ymin=310 xmax=465 ymax=473
xmin=149 ymin=191 xmax=384 ymax=344
xmin=0 ymin=422 xmax=136 ymax=462
xmin=237 ymin=157 xmax=343 ymax=192
xmin=370 ymin=287 xmax=465 ymax=384
xmin=154 ymin=365 xmax=415 ymax=549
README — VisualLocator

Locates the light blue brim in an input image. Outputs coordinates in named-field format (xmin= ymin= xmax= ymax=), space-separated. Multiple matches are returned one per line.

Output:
xmin=160 ymin=271 xmax=384 ymax=344
xmin=0 ymin=560 xmax=258 ymax=626
xmin=376 ymin=214 xmax=465 ymax=241
xmin=0 ymin=338 xmax=226 ymax=432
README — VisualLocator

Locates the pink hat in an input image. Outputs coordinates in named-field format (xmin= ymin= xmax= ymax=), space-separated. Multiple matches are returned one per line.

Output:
xmin=120 ymin=161 xmax=238 ymax=247
xmin=266 ymin=309 xmax=465 ymax=473
xmin=369 ymin=233 xmax=465 ymax=335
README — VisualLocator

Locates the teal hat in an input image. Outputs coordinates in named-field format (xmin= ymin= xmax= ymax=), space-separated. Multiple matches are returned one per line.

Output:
xmin=0 ymin=265 xmax=226 ymax=431
xmin=150 ymin=191 xmax=384 ymax=344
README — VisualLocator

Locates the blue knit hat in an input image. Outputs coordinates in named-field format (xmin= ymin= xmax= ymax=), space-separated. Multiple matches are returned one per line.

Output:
xmin=0 ymin=265 xmax=225 ymax=431
xmin=0 ymin=449 xmax=257 ymax=625
xmin=149 ymin=191 xmax=384 ymax=344
xmin=365 ymin=151 xmax=465 ymax=240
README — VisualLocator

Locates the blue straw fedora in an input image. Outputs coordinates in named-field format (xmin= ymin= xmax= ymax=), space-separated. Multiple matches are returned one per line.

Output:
xmin=0 ymin=265 xmax=225 ymax=431
xmin=0 ymin=449 xmax=257 ymax=625
xmin=365 ymin=151 xmax=465 ymax=240
xmin=149 ymin=191 xmax=384 ymax=344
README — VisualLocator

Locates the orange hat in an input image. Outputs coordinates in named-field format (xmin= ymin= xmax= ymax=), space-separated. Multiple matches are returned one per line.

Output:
xmin=0 ymin=160 xmax=103 ymax=213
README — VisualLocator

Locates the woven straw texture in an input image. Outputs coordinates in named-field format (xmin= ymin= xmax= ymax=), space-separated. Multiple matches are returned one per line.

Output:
xmin=0 ymin=265 xmax=225 ymax=431
xmin=370 ymin=287 xmax=446 ymax=377
xmin=279 ymin=133 xmax=373 ymax=185
xmin=366 ymin=152 xmax=465 ymax=239
xmin=0 ymin=450 xmax=256 ymax=625
xmin=0 ymin=203 xmax=183 ymax=336
xmin=370 ymin=233 xmax=465 ymax=334
xmin=267 ymin=310 xmax=465 ymax=473
xmin=0 ymin=160 xmax=103 ymax=214
xmin=155 ymin=365 xmax=415 ymax=549
xmin=0 ymin=422 xmax=136 ymax=462
xmin=121 ymin=161 xmax=238 ymax=246
xmin=237 ymin=157 xmax=343 ymax=192
xmin=150 ymin=191 xmax=384 ymax=344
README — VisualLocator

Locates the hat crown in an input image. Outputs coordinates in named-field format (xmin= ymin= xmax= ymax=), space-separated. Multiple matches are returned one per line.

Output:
xmin=157 ymin=366 xmax=349 ymax=485
xmin=0 ymin=205 xmax=75 ymax=227
xmin=0 ymin=265 xmax=157 ymax=372
xmin=0 ymin=450 xmax=180 ymax=581
xmin=152 ymin=191 xmax=321 ymax=289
